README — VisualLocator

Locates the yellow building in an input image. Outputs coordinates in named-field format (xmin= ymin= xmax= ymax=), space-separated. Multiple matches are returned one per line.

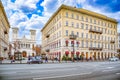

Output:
xmin=0 ymin=1 xmax=10 ymax=59
xmin=41 ymin=4 xmax=118 ymax=61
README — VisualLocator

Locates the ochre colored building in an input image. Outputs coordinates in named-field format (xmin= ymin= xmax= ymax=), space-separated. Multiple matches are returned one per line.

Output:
xmin=0 ymin=1 xmax=10 ymax=59
xmin=41 ymin=4 xmax=118 ymax=61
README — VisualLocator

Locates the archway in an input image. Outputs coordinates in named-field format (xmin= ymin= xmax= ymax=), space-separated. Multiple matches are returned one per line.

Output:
xmin=90 ymin=52 xmax=93 ymax=60
xmin=105 ymin=53 xmax=107 ymax=59
xmin=108 ymin=53 xmax=110 ymax=59
xmin=22 ymin=51 xmax=27 ymax=57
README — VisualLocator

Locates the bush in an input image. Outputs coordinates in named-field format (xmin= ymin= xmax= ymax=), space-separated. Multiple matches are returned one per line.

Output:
xmin=62 ymin=55 xmax=67 ymax=61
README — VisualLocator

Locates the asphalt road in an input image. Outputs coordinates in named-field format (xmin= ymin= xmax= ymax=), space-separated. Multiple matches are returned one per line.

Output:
xmin=0 ymin=61 xmax=120 ymax=80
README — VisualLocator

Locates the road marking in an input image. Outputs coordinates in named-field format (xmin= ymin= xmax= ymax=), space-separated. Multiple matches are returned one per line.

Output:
xmin=116 ymin=73 xmax=120 ymax=75
xmin=107 ymin=67 xmax=114 ymax=69
xmin=33 ymin=72 xmax=92 ymax=80
xmin=102 ymin=68 xmax=118 ymax=72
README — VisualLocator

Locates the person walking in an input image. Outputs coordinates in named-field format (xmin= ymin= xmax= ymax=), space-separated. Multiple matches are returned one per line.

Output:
xmin=45 ymin=56 xmax=48 ymax=63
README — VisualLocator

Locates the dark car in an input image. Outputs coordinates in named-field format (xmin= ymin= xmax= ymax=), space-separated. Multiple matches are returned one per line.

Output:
xmin=27 ymin=56 xmax=43 ymax=64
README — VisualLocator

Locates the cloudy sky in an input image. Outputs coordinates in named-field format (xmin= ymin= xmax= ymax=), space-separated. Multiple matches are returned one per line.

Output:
xmin=1 ymin=0 xmax=120 ymax=44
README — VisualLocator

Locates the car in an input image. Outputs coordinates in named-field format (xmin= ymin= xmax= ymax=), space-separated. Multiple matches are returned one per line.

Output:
xmin=109 ymin=57 xmax=119 ymax=61
xmin=27 ymin=56 xmax=43 ymax=64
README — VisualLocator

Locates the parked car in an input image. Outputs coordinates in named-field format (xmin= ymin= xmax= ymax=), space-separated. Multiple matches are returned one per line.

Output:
xmin=27 ymin=56 xmax=43 ymax=64
xmin=109 ymin=57 xmax=119 ymax=61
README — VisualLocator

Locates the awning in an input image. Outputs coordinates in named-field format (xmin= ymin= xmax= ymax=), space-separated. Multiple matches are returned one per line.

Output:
xmin=65 ymin=40 xmax=69 ymax=43
xmin=76 ymin=41 xmax=80 ymax=44
xmin=71 ymin=40 xmax=74 ymax=44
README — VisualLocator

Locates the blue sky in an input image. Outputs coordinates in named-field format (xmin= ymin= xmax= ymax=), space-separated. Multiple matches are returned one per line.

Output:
xmin=1 ymin=0 xmax=120 ymax=44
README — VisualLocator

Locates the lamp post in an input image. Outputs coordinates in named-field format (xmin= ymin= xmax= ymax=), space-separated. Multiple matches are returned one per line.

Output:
xmin=69 ymin=34 xmax=77 ymax=62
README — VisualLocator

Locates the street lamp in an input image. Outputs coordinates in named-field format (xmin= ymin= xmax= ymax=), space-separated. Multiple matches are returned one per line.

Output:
xmin=69 ymin=34 xmax=77 ymax=62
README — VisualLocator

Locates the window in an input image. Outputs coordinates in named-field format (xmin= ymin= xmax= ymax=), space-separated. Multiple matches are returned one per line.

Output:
xmin=86 ymin=17 xmax=88 ymax=22
xmin=90 ymin=41 xmax=92 ymax=47
xmin=66 ymin=12 xmax=68 ymax=17
xmin=71 ymin=31 xmax=74 ymax=35
xmin=94 ymin=19 xmax=96 ymax=24
xmin=76 ymin=15 xmax=79 ymax=20
xmin=77 ymin=32 xmax=79 ymax=37
xmin=71 ymin=13 xmax=74 ymax=19
xmin=82 ymin=33 xmax=84 ymax=38
xmin=66 ymin=30 xmax=68 ymax=36
xmin=90 ymin=25 xmax=92 ymax=29
xmin=90 ymin=34 xmax=92 ymax=39
xmin=82 ymin=40 xmax=84 ymax=48
xmin=86 ymin=33 xmax=88 ymax=39
xmin=86 ymin=24 xmax=88 ymax=30
xmin=66 ymin=21 xmax=68 ymax=26
xmin=81 ymin=23 xmax=84 ymax=29
xmin=90 ymin=18 xmax=92 ymax=23
xmin=81 ymin=16 xmax=84 ymax=21
xmin=98 ymin=27 xmax=100 ymax=31
xmin=71 ymin=22 xmax=74 ymax=27
xmin=94 ymin=26 xmax=96 ymax=30
xmin=86 ymin=41 xmax=88 ymax=48
xmin=94 ymin=34 xmax=96 ymax=39
xmin=76 ymin=23 xmax=79 ymax=28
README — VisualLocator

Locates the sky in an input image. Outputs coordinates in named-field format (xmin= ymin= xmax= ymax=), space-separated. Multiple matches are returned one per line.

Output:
xmin=1 ymin=0 xmax=120 ymax=44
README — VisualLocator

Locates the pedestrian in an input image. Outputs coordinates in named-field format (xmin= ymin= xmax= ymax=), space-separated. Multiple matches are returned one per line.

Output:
xmin=45 ymin=56 xmax=48 ymax=63
xmin=11 ymin=56 xmax=15 ymax=63
xmin=51 ymin=56 xmax=54 ymax=63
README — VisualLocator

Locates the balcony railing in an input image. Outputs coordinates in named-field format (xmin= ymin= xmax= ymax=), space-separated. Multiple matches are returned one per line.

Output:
xmin=110 ymin=40 xmax=115 ymax=43
xmin=89 ymin=47 xmax=103 ymax=51
xmin=89 ymin=29 xmax=102 ymax=34
xmin=69 ymin=34 xmax=77 ymax=39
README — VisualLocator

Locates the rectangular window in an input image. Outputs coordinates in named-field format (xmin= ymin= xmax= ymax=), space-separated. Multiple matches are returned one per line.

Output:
xmin=86 ymin=17 xmax=88 ymax=22
xmin=82 ymin=40 xmax=84 ymax=48
xmin=90 ymin=18 xmax=92 ymax=23
xmin=81 ymin=23 xmax=84 ymax=29
xmin=82 ymin=33 xmax=84 ymax=38
xmin=81 ymin=16 xmax=84 ymax=21
xmin=77 ymin=32 xmax=79 ymax=37
xmin=66 ymin=30 xmax=68 ymax=36
xmin=90 ymin=25 xmax=92 ymax=29
xmin=66 ymin=21 xmax=68 ymax=26
xmin=71 ymin=31 xmax=74 ymax=35
xmin=71 ymin=13 xmax=74 ymax=19
xmin=71 ymin=22 xmax=74 ymax=27
xmin=76 ymin=23 xmax=79 ymax=28
xmin=94 ymin=19 xmax=96 ymax=24
xmin=76 ymin=15 xmax=79 ymax=20
xmin=90 ymin=34 xmax=92 ymax=39
xmin=66 ymin=12 xmax=68 ymax=17
xmin=94 ymin=26 xmax=96 ymax=30
xmin=86 ymin=33 xmax=88 ymax=39
xmin=86 ymin=41 xmax=88 ymax=48
xmin=86 ymin=24 xmax=88 ymax=30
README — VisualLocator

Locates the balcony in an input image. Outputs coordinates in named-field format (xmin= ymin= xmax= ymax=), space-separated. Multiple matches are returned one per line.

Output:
xmin=4 ymin=47 xmax=7 ymax=51
xmin=69 ymin=34 xmax=77 ymax=40
xmin=89 ymin=47 xmax=102 ymax=51
xmin=110 ymin=40 xmax=115 ymax=43
xmin=89 ymin=29 xmax=102 ymax=34
xmin=46 ymin=49 xmax=50 ymax=52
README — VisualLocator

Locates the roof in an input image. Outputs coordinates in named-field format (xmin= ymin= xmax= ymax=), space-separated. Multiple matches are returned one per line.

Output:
xmin=41 ymin=4 xmax=118 ymax=32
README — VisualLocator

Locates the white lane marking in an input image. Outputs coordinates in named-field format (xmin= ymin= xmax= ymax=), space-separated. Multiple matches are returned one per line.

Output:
xmin=102 ymin=69 xmax=118 ymax=72
xmin=107 ymin=67 xmax=114 ymax=69
xmin=116 ymin=73 xmax=120 ymax=75
xmin=33 ymin=72 xmax=92 ymax=80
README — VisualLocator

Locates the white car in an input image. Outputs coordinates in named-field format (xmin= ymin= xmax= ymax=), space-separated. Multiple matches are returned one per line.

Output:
xmin=109 ymin=57 xmax=119 ymax=61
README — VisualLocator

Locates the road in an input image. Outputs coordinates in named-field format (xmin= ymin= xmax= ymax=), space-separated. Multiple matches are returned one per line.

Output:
xmin=0 ymin=61 xmax=120 ymax=80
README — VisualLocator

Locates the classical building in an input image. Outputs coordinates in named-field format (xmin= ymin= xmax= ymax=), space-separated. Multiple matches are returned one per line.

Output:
xmin=117 ymin=33 xmax=120 ymax=54
xmin=11 ymin=27 xmax=36 ymax=57
xmin=41 ymin=4 xmax=118 ymax=61
xmin=0 ymin=1 xmax=10 ymax=59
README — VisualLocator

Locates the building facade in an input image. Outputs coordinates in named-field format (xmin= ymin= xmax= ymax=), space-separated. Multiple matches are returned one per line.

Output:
xmin=117 ymin=33 xmax=120 ymax=54
xmin=0 ymin=1 xmax=10 ymax=59
xmin=11 ymin=27 xmax=36 ymax=57
xmin=41 ymin=5 xmax=118 ymax=61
